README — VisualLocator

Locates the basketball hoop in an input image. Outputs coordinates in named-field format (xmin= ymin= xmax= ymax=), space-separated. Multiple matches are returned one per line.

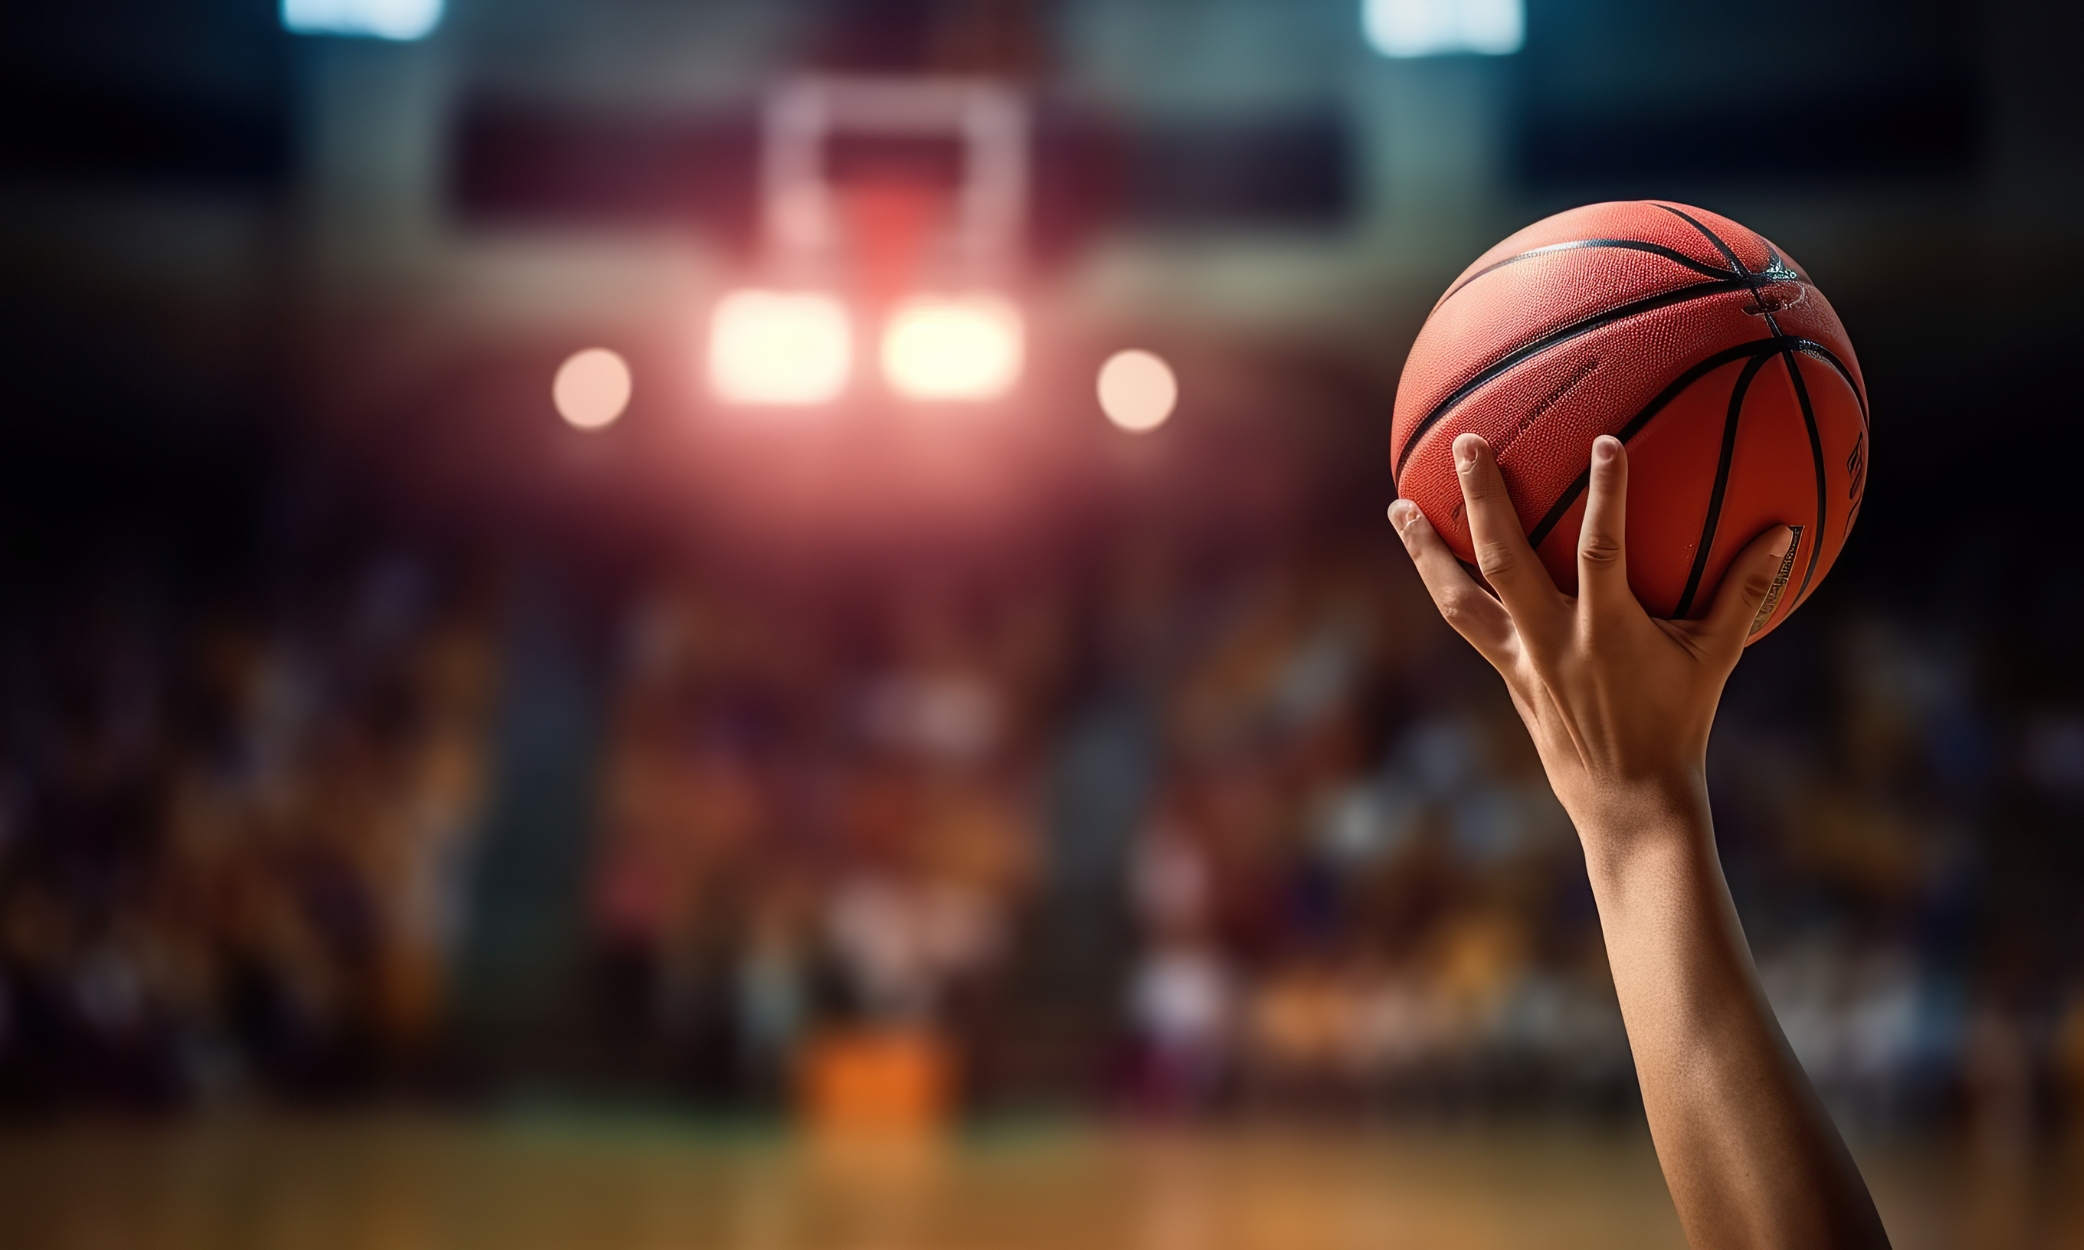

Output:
xmin=762 ymin=75 xmax=1028 ymax=287
xmin=708 ymin=76 xmax=1031 ymax=406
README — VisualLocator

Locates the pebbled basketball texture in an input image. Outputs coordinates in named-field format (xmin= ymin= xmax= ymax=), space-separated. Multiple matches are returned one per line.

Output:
xmin=1391 ymin=201 xmax=1868 ymax=643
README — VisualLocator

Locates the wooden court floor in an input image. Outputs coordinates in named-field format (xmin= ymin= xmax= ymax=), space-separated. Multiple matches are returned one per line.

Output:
xmin=1 ymin=1114 xmax=2079 ymax=1250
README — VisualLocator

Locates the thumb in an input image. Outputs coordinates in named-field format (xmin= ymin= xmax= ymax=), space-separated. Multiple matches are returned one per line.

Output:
xmin=1698 ymin=524 xmax=1797 ymax=656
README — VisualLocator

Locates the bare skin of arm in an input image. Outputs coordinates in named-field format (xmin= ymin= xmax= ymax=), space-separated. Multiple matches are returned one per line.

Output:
xmin=1388 ymin=432 xmax=1890 ymax=1250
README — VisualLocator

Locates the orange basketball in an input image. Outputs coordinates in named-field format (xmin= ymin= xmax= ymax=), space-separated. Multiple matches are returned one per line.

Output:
xmin=1391 ymin=201 xmax=1868 ymax=642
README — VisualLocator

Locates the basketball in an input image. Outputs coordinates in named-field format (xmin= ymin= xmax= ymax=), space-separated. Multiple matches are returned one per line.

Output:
xmin=1391 ymin=201 xmax=1869 ymax=641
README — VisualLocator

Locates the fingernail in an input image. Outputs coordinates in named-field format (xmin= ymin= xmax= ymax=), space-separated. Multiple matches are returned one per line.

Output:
xmin=1594 ymin=436 xmax=1618 ymax=463
xmin=1772 ymin=524 xmax=1795 ymax=556
xmin=1455 ymin=435 xmax=1480 ymax=468
xmin=1387 ymin=500 xmax=1416 ymax=533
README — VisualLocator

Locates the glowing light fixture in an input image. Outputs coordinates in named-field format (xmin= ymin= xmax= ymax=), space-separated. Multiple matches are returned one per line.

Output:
xmin=709 ymin=290 xmax=852 ymax=406
xmin=553 ymin=348 xmax=631 ymax=430
xmin=1097 ymin=350 xmax=1178 ymax=433
xmin=880 ymin=295 xmax=1024 ymax=402
xmin=1363 ymin=0 xmax=1523 ymax=57
xmin=282 ymin=0 xmax=442 ymax=40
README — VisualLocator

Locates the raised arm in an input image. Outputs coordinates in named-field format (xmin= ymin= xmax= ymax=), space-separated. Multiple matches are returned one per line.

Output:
xmin=1388 ymin=432 xmax=1890 ymax=1250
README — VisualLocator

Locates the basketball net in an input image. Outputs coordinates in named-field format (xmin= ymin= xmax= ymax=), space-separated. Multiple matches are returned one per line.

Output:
xmin=757 ymin=76 xmax=1029 ymax=297
xmin=837 ymin=180 xmax=950 ymax=311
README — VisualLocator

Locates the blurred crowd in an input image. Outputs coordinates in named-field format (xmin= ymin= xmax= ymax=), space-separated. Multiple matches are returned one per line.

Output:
xmin=584 ymin=572 xmax=1054 ymax=1099
xmin=0 ymin=559 xmax=496 ymax=1109
xmin=5 ymin=534 xmax=2084 ymax=1139
xmin=1117 ymin=552 xmax=1625 ymax=1118
xmin=572 ymin=534 xmax=2084 ymax=1139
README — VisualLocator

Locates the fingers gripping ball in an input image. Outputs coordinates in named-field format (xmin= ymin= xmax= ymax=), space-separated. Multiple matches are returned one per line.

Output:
xmin=1391 ymin=201 xmax=1868 ymax=641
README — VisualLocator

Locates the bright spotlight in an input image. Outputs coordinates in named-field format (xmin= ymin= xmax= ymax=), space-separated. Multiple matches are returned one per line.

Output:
xmin=553 ymin=348 xmax=631 ymax=430
xmin=881 ymin=296 xmax=1024 ymax=402
xmin=1363 ymin=0 xmax=1523 ymax=57
xmin=709 ymin=291 xmax=852 ymax=406
xmin=1097 ymin=349 xmax=1178 ymax=433
xmin=282 ymin=0 xmax=442 ymax=40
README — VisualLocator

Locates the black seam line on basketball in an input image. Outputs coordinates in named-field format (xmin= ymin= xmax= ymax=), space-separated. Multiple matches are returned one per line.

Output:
xmin=1391 ymin=278 xmax=1751 ymax=485
xmin=1780 ymin=348 xmax=1829 ymax=611
xmin=1522 ymin=334 xmax=1852 ymax=555
xmin=1524 ymin=338 xmax=1788 ymax=551
xmin=1672 ymin=351 xmax=1772 ymax=620
xmin=1666 ymin=209 xmax=1796 ymax=289
xmin=1650 ymin=203 xmax=1748 ymax=274
xmin=1431 ymin=239 xmax=1742 ymax=311
xmin=1788 ymin=339 xmax=1869 ymax=425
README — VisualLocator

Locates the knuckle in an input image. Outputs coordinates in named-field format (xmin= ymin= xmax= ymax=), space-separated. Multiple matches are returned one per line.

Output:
xmin=1578 ymin=531 xmax=1624 ymax=565
xmin=1735 ymin=554 xmax=1780 ymax=599
xmin=1435 ymin=589 xmax=1480 ymax=626
xmin=1473 ymin=541 xmax=1517 ymax=579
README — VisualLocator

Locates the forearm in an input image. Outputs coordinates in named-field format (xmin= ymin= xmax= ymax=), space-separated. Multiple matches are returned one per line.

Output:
xmin=1581 ymin=793 xmax=1890 ymax=1250
xmin=1393 ymin=440 xmax=1884 ymax=1246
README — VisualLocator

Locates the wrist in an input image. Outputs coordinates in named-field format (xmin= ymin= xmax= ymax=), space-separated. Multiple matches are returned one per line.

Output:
xmin=1564 ymin=771 xmax=1714 ymax=875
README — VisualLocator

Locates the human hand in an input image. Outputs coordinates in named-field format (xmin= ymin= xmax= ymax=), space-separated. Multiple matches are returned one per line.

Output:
xmin=1392 ymin=433 xmax=1890 ymax=1249
xmin=1388 ymin=433 xmax=1794 ymax=853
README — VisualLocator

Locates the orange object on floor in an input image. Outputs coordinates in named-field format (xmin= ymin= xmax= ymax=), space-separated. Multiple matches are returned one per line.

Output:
xmin=798 ymin=1026 xmax=955 ymax=1134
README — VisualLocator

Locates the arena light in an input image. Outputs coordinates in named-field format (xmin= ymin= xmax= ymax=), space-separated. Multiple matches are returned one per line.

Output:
xmin=1363 ymin=0 xmax=1523 ymax=57
xmin=553 ymin=348 xmax=631 ymax=430
xmin=282 ymin=0 xmax=442 ymax=40
xmin=1098 ymin=349 xmax=1178 ymax=433
xmin=709 ymin=290 xmax=852 ymax=406
xmin=880 ymin=295 xmax=1024 ymax=402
